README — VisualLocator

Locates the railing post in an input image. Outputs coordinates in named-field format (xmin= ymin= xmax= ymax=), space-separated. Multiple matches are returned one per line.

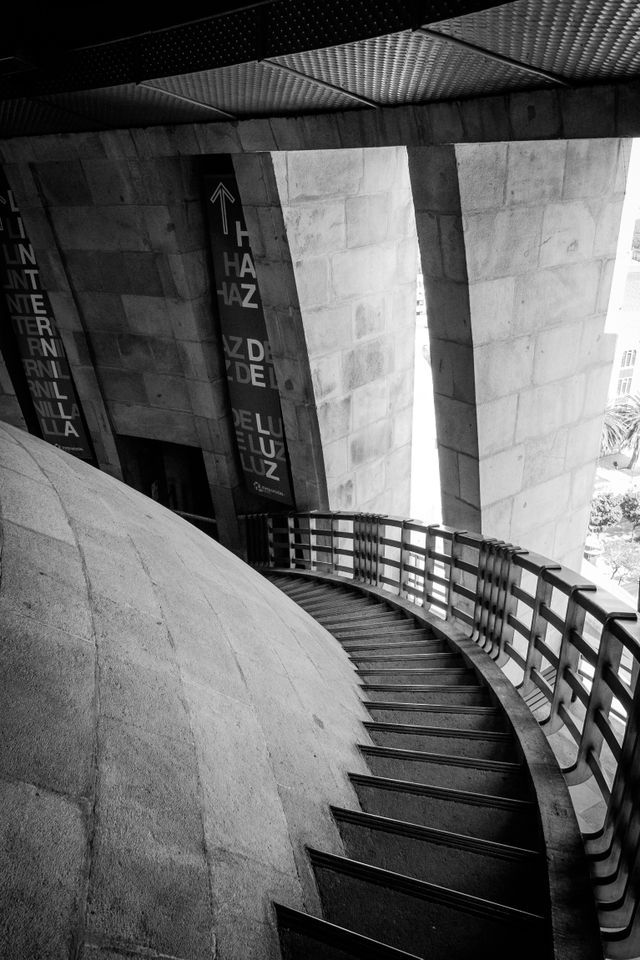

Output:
xmin=565 ymin=613 xmax=635 ymax=786
xmin=422 ymin=523 xmax=439 ymax=610
xmin=309 ymin=512 xmax=316 ymax=571
xmin=491 ymin=544 xmax=527 ymax=667
xmin=398 ymin=520 xmax=407 ymax=597
xmin=266 ymin=514 xmax=274 ymax=566
xmin=373 ymin=514 xmax=385 ymax=588
xmin=472 ymin=537 xmax=499 ymax=648
xmin=287 ymin=513 xmax=296 ymax=570
xmin=329 ymin=512 xmax=336 ymax=574
xmin=543 ymin=582 xmax=597 ymax=735
xmin=353 ymin=513 xmax=363 ymax=582
xmin=517 ymin=562 xmax=562 ymax=698
xmin=446 ymin=529 xmax=467 ymax=622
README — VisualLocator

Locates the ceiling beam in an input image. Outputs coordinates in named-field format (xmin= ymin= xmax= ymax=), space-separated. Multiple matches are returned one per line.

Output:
xmin=139 ymin=82 xmax=237 ymax=119
xmin=416 ymin=26 xmax=571 ymax=87
xmin=260 ymin=59 xmax=380 ymax=108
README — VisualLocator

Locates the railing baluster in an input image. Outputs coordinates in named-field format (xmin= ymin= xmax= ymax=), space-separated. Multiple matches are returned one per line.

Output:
xmin=398 ymin=519 xmax=407 ymax=597
xmin=564 ymin=616 xmax=631 ymax=786
xmin=517 ymin=562 xmax=561 ymax=700
xmin=446 ymin=529 xmax=466 ymax=621
xmin=423 ymin=523 xmax=438 ymax=610
xmin=544 ymin=582 xmax=597 ymax=736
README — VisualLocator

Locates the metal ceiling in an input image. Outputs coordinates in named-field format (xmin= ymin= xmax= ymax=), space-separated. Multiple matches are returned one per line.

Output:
xmin=0 ymin=0 xmax=638 ymax=138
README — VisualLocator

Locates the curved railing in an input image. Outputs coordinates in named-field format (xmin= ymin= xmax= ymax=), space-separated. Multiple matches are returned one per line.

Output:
xmin=242 ymin=509 xmax=640 ymax=959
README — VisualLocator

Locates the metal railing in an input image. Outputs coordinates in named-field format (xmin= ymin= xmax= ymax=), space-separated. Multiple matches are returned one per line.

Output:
xmin=242 ymin=510 xmax=640 ymax=959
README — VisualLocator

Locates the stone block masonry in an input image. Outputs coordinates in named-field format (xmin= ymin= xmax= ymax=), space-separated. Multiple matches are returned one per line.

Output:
xmin=411 ymin=138 xmax=628 ymax=569
xmin=3 ymin=155 xmax=246 ymax=546
xmin=272 ymin=147 xmax=417 ymax=515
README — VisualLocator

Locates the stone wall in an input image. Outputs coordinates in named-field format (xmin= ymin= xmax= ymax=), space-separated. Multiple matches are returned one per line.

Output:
xmin=3 ymin=154 xmax=243 ymax=544
xmin=272 ymin=147 xmax=417 ymax=515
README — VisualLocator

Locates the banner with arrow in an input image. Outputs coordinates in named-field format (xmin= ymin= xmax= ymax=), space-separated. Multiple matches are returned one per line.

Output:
xmin=204 ymin=171 xmax=294 ymax=506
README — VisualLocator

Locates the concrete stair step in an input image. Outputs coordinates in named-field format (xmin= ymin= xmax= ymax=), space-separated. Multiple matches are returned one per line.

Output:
xmin=319 ymin=614 xmax=408 ymax=630
xmin=362 ymin=683 xmax=491 ymax=706
xmin=331 ymin=807 xmax=546 ymax=913
xmin=341 ymin=632 xmax=434 ymax=650
xmin=363 ymin=722 xmax=516 ymax=762
xmin=344 ymin=639 xmax=447 ymax=655
xmin=318 ymin=606 xmax=405 ymax=621
xmin=275 ymin=904 xmax=422 ymax=960
xmin=309 ymin=848 xmax=547 ymax=960
xmin=275 ymin=582 xmax=341 ymax=598
xmin=350 ymin=652 xmax=459 ymax=668
xmin=332 ymin=623 xmax=426 ymax=639
xmin=300 ymin=598 xmax=377 ymax=615
xmin=350 ymin=773 xmax=540 ymax=848
xmin=363 ymin=701 xmax=507 ymax=731
xmin=359 ymin=744 xmax=528 ymax=798
xmin=356 ymin=667 xmax=473 ymax=685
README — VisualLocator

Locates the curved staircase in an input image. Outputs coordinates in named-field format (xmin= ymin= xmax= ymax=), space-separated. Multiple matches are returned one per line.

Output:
xmin=265 ymin=571 xmax=601 ymax=960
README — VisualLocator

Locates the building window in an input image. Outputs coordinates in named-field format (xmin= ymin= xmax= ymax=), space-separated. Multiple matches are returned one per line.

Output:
xmin=621 ymin=349 xmax=637 ymax=368
xmin=618 ymin=377 xmax=633 ymax=396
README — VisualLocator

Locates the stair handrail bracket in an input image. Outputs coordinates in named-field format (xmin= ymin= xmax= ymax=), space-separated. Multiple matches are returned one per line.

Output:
xmin=241 ymin=510 xmax=640 ymax=959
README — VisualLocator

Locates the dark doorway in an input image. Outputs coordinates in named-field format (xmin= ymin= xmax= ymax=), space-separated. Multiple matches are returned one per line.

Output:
xmin=116 ymin=434 xmax=215 ymax=525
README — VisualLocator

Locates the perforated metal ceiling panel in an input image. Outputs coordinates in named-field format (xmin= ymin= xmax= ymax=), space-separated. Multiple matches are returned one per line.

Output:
xmin=0 ymin=97 xmax=103 ymax=138
xmin=44 ymin=83 xmax=219 ymax=131
xmin=277 ymin=29 xmax=548 ymax=105
xmin=429 ymin=0 xmax=640 ymax=80
xmin=1 ymin=2 xmax=640 ymax=138
xmin=149 ymin=60 xmax=357 ymax=117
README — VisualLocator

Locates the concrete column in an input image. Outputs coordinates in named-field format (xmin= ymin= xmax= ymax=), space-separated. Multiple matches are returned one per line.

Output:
xmin=408 ymin=146 xmax=480 ymax=530
xmin=409 ymin=139 xmax=628 ymax=568
xmin=272 ymin=147 xmax=417 ymax=515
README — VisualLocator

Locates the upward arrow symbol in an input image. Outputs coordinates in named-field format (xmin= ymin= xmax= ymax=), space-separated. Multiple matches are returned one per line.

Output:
xmin=210 ymin=182 xmax=236 ymax=235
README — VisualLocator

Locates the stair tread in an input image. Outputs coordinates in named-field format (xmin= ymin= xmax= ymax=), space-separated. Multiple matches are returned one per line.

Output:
xmin=330 ymin=806 xmax=541 ymax=860
xmin=359 ymin=743 xmax=521 ymax=771
xmin=363 ymin=721 xmax=511 ymax=741
xmin=349 ymin=772 xmax=536 ymax=810
xmin=351 ymin=652 xmax=459 ymax=661
xmin=308 ymin=848 xmax=546 ymax=924
xmin=363 ymin=700 xmax=500 ymax=715
xmin=275 ymin=903 xmax=423 ymax=959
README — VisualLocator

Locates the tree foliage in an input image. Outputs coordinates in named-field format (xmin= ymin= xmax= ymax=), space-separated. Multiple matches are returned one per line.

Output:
xmin=601 ymin=400 xmax=629 ymax=456
xmin=602 ymin=538 xmax=640 ymax=583
xmin=600 ymin=395 xmax=640 ymax=466
xmin=589 ymin=492 xmax=622 ymax=530
xmin=619 ymin=489 xmax=640 ymax=532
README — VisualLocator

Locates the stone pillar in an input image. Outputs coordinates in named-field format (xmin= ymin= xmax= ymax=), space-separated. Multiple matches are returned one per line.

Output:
xmin=408 ymin=146 xmax=480 ymax=531
xmin=409 ymin=139 xmax=628 ymax=569
xmin=272 ymin=147 xmax=417 ymax=515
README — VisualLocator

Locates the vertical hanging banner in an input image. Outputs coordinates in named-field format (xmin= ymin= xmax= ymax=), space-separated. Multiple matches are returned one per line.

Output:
xmin=0 ymin=170 xmax=93 ymax=460
xmin=204 ymin=170 xmax=294 ymax=505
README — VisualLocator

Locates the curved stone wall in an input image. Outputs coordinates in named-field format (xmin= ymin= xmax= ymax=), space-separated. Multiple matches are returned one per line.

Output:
xmin=0 ymin=422 xmax=370 ymax=960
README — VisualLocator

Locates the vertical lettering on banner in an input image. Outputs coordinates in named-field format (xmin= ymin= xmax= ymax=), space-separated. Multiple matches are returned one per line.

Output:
xmin=0 ymin=169 xmax=93 ymax=459
xmin=205 ymin=171 xmax=294 ymax=505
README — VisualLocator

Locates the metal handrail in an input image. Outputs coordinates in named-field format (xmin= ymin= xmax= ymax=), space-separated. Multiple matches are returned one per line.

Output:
xmin=241 ymin=509 xmax=640 ymax=959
